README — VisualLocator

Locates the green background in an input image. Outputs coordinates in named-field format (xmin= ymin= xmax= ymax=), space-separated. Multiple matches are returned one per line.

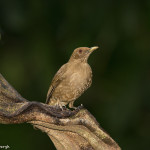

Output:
xmin=0 ymin=0 xmax=150 ymax=150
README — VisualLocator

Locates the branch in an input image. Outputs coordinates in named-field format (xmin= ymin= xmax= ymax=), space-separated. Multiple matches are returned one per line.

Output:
xmin=0 ymin=73 xmax=121 ymax=150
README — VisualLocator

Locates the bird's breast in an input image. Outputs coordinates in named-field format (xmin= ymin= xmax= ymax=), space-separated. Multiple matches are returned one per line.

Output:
xmin=52 ymin=62 xmax=92 ymax=101
xmin=66 ymin=62 xmax=92 ymax=89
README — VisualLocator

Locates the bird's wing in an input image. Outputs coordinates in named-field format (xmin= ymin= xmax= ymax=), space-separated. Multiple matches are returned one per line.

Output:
xmin=46 ymin=63 xmax=68 ymax=104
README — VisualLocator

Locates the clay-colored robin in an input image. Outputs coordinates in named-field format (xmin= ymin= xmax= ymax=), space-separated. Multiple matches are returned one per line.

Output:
xmin=46 ymin=46 xmax=98 ymax=108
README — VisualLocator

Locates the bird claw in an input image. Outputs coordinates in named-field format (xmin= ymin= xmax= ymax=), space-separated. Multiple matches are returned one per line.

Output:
xmin=77 ymin=104 xmax=84 ymax=109
xmin=62 ymin=105 xmax=70 ymax=111
xmin=71 ymin=107 xmax=77 ymax=110
xmin=54 ymin=105 xmax=62 ymax=111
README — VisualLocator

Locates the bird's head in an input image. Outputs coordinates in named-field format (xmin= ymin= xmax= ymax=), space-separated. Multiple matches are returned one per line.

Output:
xmin=69 ymin=46 xmax=98 ymax=62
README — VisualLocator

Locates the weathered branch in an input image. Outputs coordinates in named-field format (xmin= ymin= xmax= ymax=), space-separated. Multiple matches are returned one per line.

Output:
xmin=0 ymin=73 xmax=121 ymax=150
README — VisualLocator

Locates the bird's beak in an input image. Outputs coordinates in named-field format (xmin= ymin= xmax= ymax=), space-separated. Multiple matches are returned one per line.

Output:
xmin=89 ymin=46 xmax=99 ymax=53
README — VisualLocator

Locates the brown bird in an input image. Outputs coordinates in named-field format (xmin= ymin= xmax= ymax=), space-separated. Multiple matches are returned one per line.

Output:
xmin=46 ymin=46 xmax=98 ymax=109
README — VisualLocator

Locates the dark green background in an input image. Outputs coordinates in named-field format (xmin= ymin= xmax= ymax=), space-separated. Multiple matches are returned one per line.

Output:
xmin=0 ymin=0 xmax=150 ymax=150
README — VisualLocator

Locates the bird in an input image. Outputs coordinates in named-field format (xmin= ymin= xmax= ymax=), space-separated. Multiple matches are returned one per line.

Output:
xmin=46 ymin=46 xmax=98 ymax=109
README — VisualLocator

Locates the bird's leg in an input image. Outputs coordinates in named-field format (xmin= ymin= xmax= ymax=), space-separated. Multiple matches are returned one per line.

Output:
xmin=68 ymin=101 xmax=76 ymax=109
xmin=55 ymin=100 xmax=63 ymax=110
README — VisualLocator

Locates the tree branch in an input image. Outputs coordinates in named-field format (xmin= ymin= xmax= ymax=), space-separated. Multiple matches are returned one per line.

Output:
xmin=0 ymin=73 xmax=121 ymax=150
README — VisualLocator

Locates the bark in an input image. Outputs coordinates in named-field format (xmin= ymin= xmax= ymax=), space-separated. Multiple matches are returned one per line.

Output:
xmin=0 ymin=73 xmax=121 ymax=150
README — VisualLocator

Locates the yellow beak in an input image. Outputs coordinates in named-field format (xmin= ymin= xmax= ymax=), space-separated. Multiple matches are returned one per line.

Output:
xmin=89 ymin=46 xmax=99 ymax=52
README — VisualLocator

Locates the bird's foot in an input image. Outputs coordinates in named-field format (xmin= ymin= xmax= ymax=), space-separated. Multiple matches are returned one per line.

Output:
xmin=68 ymin=103 xmax=84 ymax=110
xmin=70 ymin=106 xmax=77 ymax=110
xmin=76 ymin=104 xmax=84 ymax=110
xmin=54 ymin=105 xmax=62 ymax=111
xmin=62 ymin=105 xmax=70 ymax=111
xmin=69 ymin=104 xmax=84 ymax=112
xmin=58 ymin=105 xmax=64 ymax=111
xmin=56 ymin=103 xmax=69 ymax=111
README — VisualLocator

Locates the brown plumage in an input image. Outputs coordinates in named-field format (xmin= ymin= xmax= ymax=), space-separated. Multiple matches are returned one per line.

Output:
xmin=46 ymin=46 xmax=98 ymax=108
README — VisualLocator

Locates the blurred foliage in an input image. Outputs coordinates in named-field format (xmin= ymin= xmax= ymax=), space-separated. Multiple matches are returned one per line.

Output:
xmin=0 ymin=0 xmax=150 ymax=150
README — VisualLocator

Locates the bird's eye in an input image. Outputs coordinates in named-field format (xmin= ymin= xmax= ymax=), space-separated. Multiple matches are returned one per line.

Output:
xmin=79 ymin=49 xmax=82 ymax=53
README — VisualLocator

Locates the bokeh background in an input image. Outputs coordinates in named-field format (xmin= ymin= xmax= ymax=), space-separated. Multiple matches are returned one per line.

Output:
xmin=0 ymin=0 xmax=150 ymax=150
